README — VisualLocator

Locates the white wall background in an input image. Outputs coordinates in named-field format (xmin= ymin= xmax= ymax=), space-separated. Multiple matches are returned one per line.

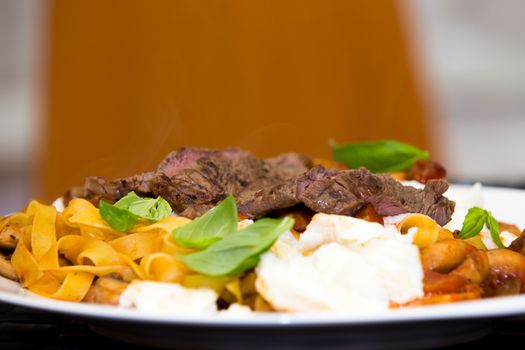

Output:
xmin=409 ymin=0 xmax=525 ymax=184
xmin=0 ymin=0 xmax=43 ymax=211
xmin=0 ymin=0 xmax=42 ymax=169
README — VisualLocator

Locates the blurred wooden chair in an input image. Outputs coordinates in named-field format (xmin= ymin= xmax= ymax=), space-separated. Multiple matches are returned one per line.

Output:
xmin=39 ymin=0 xmax=433 ymax=201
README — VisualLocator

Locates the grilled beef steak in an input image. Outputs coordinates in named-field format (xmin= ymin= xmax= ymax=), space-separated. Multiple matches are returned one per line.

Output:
xmin=150 ymin=148 xmax=311 ymax=218
xmin=66 ymin=147 xmax=455 ymax=225
xmin=296 ymin=166 xmax=454 ymax=226
xmin=65 ymin=172 xmax=155 ymax=205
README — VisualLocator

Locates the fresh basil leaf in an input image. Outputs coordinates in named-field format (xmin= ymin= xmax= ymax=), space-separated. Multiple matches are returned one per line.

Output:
xmin=459 ymin=207 xmax=487 ymax=239
xmin=180 ymin=216 xmax=294 ymax=276
xmin=99 ymin=200 xmax=139 ymax=232
xmin=100 ymin=192 xmax=173 ymax=232
xmin=148 ymin=197 xmax=172 ymax=221
xmin=459 ymin=207 xmax=505 ymax=248
xmin=172 ymin=195 xmax=237 ymax=249
xmin=486 ymin=211 xmax=504 ymax=248
xmin=113 ymin=191 xmax=143 ymax=210
xmin=128 ymin=196 xmax=172 ymax=222
xmin=127 ymin=198 xmax=157 ymax=218
xmin=331 ymin=140 xmax=429 ymax=173
xmin=113 ymin=191 xmax=172 ymax=222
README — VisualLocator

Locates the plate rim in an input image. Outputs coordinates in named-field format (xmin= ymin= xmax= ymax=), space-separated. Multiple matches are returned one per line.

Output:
xmin=2 ymin=281 xmax=525 ymax=326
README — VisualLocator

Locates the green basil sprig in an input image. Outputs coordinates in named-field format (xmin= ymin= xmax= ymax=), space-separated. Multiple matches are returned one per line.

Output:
xmin=172 ymin=195 xmax=237 ymax=249
xmin=179 ymin=216 xmax=294 ymax=276
xmin=459 ymin=207 xmax=504 ymax=248
xmin=331 ymin=140 xmax=429 ymax=173
xmin=99 ymin=202 xmax=138 ymax=233
xmin=100 ymin=192 xmax=172 ymax=232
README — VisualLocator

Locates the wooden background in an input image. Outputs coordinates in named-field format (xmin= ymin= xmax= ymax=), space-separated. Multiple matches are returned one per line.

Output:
xmin=40 ymin=0 xmax=430 ymax=201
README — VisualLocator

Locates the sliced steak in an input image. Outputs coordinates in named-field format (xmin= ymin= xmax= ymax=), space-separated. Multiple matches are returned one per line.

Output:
xmin=296 ymin=166 xmax=455 ymax=226
xmin=150 ymin=147 xmax=312 ymax=218
xmin=236 ymin=180 xmax=300 ymax=219
xmin=156 ymin=147 xmax=252 ymax=178
xmin=295 ymin=166 xmax=366 ymax=216
xmin=234 ymin=153 xmax=313 ymax=217
xmin=64 ymin=147 xmax=454 ymax=225
xmin=66 ymin=172 xmax=155 ymax=205
xmin=151 ymin=148 xmax=266 ymax=216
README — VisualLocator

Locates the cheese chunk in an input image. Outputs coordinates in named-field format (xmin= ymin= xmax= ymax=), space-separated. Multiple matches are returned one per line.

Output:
xmin=119 ymin=281 xmax=218 ymax=315
xmin=256 ymin=213 xmax=424 ymax=313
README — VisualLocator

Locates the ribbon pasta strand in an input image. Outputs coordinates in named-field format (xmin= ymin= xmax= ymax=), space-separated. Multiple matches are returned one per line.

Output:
xmin=9 ymin=199 xmax=193 ymax=302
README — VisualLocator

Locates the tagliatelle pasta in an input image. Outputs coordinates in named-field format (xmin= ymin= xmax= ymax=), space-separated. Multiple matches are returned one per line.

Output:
xmin=140 ymin=252 xmax=191 ymax=282
xmin=10 ymin=199 xmax=191 ymax=302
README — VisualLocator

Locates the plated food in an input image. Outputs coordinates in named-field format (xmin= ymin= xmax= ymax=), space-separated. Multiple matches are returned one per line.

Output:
xmin=1 ymin=141 xmax=524 ymax=316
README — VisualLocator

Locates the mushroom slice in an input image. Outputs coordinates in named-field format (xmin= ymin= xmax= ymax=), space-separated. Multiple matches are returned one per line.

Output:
xmin=83 ymin=276 xmax=129 ymax=305
xmin=0 ymin=253 xmax=17 ymax=281
xmin=0 ymin=225 xmax=20 ymax=250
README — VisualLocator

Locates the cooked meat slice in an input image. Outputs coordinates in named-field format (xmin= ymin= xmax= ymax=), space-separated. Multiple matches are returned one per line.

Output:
xmin=150 ymin=148 xmax=311 ymax=218
xmin=66 ymin=172 xmax=155 ymax=205
xmin=64 ymin=147 xmax=453 ymax=225
xmin=296 ymin=166 xmax=455 ymax=226
xmin=151 ymin=171 xmax=221 ymax=217
xmin=65 ymin=148 xmax=266 ymax=212
xmin=236 ymin=180 xmax=300 ymax=219
xmin=156 ymin=147 xmax=252 ymax=178
xmin=150 ymin=148 xmax=265 ymax=215
xmin=296 ymin=166 xmax=365 ymax=215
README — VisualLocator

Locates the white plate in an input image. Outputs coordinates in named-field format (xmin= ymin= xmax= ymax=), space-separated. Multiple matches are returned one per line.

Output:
xmin=1 ymin=185 xmax=525 ymax=349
